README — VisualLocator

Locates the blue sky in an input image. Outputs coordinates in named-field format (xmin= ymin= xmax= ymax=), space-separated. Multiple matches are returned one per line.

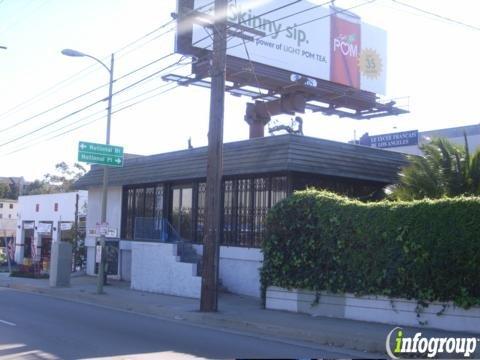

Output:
xmin=0 ymin=0 xmax=479 ymax=180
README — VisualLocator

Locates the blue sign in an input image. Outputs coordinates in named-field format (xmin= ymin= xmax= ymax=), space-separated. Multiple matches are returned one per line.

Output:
xmin=360 ymin=130 xmax=418 ymax=149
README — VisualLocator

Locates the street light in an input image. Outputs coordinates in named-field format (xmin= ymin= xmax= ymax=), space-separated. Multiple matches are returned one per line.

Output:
xmin=62 ymin=48 xmax=115 ymax=294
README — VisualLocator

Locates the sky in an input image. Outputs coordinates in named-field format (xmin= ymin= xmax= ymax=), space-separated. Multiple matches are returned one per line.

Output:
xmin=0 ymin=0 xmax=479 ymax=181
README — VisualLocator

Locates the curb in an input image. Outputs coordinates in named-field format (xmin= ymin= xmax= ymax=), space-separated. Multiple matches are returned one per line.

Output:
xmin=0 ymin=281 xmax=385 ymax=355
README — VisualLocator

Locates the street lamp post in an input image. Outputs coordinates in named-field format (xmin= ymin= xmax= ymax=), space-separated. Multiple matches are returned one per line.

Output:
xmin=62 ymin=49 xmax=114 ymax=294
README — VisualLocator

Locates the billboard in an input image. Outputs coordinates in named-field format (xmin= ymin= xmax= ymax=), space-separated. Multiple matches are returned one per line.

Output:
xmin=359 ymin=130 xmax=419 ymax=149
xmin=178 ymin=0 xmax=387 ymax=94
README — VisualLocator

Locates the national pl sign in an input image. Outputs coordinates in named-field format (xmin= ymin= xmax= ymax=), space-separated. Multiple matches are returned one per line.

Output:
xmin=78 ymin=141 xmax=124 ymax=167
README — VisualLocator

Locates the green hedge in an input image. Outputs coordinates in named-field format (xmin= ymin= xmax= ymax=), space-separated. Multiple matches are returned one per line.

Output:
xmin=261 ymin=190 xmax=480 ymax=309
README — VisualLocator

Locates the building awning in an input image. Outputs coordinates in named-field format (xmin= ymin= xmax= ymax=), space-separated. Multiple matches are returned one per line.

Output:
xmin=74 ymin=134 xmax=408 ymax=189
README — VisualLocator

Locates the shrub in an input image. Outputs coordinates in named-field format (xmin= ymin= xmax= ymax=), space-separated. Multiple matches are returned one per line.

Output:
xmin=261 ymin=190 xmax=480 ymax=308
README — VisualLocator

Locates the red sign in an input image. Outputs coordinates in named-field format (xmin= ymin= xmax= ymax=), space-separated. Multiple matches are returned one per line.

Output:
xmin=330 ymin=9 xmax=361 ymax=89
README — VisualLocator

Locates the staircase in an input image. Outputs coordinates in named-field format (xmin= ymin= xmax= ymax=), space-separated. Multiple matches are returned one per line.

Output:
xmin=176 ymin=241 xmax=229 ymax=292
xmin=176 ymin=241 xmax=203 ymax=277
xmin=132 ymin=217 xmax=228 ymax=294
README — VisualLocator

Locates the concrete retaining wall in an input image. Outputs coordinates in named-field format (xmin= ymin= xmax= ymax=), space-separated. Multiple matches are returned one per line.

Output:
xmin=193 ymin=245 xmax=263 ymax=298
xmin=266 ymin=286 xmax=480 ymax=334
xmin=131 ymin=242 xmax=201 ymax=298
xmin=87 ymin=238 xmax=263 ymax=297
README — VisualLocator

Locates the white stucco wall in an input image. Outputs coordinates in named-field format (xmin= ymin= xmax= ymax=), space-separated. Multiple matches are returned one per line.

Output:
xmin=85 ymin=186 xmax=122 ymax=276
xmin=83 ymin=185 xmax=264 ymax=297
xmin=266 ymin=287 xmax=480 ymax=334
xmin=193 ymin=245 xmax=263 ymax=298
xmin=131 ymin=242 xmax=201 ymax=298
xmin=0 ymin=199 xmax=18 ymax=237
xmin=15 ymin=191 xmax=87 ymax=264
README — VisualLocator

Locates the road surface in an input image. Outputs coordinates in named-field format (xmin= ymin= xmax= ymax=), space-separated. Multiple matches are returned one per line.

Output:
xmin=0 ymin=288 xmax=361 ymax=359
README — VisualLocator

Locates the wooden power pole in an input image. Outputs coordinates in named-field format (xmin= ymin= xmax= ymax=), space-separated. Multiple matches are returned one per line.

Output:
xmin=200 ymin=0 xmax=228 ymax=312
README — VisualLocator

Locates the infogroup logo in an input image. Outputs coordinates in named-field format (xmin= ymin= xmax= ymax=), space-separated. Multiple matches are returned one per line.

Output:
xmin=386 ymin=327 xmax=478 ymax=359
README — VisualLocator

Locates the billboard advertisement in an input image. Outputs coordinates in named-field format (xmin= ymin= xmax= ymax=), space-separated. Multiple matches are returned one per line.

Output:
xmin=184 ymin=0 xmax=387 ymax=94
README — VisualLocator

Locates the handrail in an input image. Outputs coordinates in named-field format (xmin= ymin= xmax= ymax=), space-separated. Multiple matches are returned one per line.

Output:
xmin=134 ymin=217 xmax=182 ymax=243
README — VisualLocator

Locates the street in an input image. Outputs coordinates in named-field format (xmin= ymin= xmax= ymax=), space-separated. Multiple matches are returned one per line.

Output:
xmin=0 ymin=288 xmax=355 ymax=359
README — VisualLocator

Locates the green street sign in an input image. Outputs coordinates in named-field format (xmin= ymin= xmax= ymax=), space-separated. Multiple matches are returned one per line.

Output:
xmin=78 ymin=141 xmax=124 ymax=167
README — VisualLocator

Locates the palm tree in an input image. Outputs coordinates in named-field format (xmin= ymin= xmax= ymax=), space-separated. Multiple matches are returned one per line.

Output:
xmin=391 ymin=135 xmax=480 ymax=200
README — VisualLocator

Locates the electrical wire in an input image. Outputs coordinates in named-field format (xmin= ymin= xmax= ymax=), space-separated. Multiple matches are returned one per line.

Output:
xmin=2 ymin=82 xmax=185 ymax=157
xmin=0 ymin=0 xmax=374 ymax=156
xmin=390 ymin=0 xmax=480 ymax=32
xmin=0 ymin=0 xmax=300 ymax=132
xmin=0 ymin=58 xmax=192 ymax=150
xmin=1 ymin=80 xmax=179 ymax=155
xmin=0 ymin=51 xmax=180 ymax=134
xmin=0 ymin=1 xmax=214 ymax=123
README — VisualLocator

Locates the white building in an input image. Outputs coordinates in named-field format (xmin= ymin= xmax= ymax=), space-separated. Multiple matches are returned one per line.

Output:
xmin=357 ymin=124 xmax=480 ymax=156
xmin=0 ymin=199 xmax=17 ymax=262
xmin=15 ymin=191 xmax=87 ymax=268
xmin=76 ymin=135 xmax=407 ymax=299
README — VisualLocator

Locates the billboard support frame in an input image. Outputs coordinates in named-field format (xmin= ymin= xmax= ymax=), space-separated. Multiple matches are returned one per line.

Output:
xmin=172 ymin=0 xmax=409 ymax=121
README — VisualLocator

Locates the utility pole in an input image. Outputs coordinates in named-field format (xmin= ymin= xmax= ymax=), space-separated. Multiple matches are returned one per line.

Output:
xmin=73 ymin=193 xmax=79 ymax=272
xmin=200 ymin=0 xmax=228 ymax=312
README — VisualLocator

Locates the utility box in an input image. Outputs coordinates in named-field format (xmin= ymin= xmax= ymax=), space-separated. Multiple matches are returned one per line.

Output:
xmin=49 ymin=241 xmax=72 ymax=287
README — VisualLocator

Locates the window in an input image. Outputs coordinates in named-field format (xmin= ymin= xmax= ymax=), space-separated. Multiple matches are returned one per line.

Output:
xmin=8 ymin=214 xmax=11 ymax=219
xmin=221 ymin=176 xmax=288 ymax=248
xmin=0 ymin=214 xmax=2 ymax=219
xmin=35 ymin=204 xmax=39 ymax=212
xmin=121 ymin=184 xmax=164 ymax=240
xmin=196 ymin=183 xmax=206 ymax=243
xmin=124 ymin=188 xmax=135 ymax=240
xmin=144 ymin=187 xmax=155 ymax=218
xmin=9 ymin=203 xmax=13 ymax=209
xmin=0 ymin=203 xmax=3 ymax=208
xmin=54 ymin=203 xmax=58 ymax=212
xmin=171 ymin=185 xmax=193 ymax=241
xmin=120 ymin=176 xmax=288 ymax=247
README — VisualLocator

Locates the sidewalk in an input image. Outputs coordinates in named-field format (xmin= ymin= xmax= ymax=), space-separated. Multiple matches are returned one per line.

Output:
xmin=0 ymin=273 xmax=477 ymax=356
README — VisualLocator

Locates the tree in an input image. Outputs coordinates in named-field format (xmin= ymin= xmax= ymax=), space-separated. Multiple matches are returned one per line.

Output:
xmin=24 ymin=162 xmax=87 ymax=195
xmin=0 ymin=183 xmax=9 ymax=199
xmin=391 ymin=136 xmax=480 ymax=200
xmin=0 ymin=181 xmax=19 ymax=199
xmin=43 ymin=162 xmax=86 ymax=193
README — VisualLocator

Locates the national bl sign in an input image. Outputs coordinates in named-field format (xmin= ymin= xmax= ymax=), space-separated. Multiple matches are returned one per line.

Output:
xmin=78 ymin=141 xmax=124 ymax=167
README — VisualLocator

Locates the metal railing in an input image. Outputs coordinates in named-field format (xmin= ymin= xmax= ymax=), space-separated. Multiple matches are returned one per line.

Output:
xmin=134 ymin=217 xmax=181 ymax=243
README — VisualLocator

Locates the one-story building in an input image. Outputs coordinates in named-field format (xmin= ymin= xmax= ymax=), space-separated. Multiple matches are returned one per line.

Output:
xmin=15 ymin=191 xmax=87 ymax=270
xmin=75 ymin=134 xmax=407 ymax=298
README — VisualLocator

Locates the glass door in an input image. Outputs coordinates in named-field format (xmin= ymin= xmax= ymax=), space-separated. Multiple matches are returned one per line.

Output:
xmin=171 ymin=185 xmax=193 ymax=241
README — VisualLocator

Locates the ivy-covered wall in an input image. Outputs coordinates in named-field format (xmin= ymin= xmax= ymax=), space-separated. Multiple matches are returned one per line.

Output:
xmin=261 ymin=190 xmax=480 ymax=309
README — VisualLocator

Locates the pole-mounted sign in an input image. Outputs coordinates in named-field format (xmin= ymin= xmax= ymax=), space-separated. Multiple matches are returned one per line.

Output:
xmin=78 ymin=141 xmax=124 ymax=167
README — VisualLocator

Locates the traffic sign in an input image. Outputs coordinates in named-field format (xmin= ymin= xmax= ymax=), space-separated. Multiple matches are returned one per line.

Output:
xmin=78 ymin=141 xmax=124 ymax=167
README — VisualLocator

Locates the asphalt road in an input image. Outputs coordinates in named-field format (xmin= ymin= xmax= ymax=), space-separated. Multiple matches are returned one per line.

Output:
xmin=0 ymin=288 xmax=357 ymax=359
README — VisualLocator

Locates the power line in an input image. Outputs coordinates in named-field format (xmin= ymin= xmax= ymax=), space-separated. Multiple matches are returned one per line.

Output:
xmin=2 ymin=82 xmax=184 ymax=157
xmin=0 ymin=51 xmax=181 ymax=134
xmin=390 ymin=0 xmax=480 ymax=32
xmin=0 ymin=0 xmax=299 ymax=129
xmin=0 ymin=57 xmax=192 ymax=149
xmin=0 ymin=0 xmax=374 ymax=156
xmin=0 ymin=80 xmax=178 ymax=155
xmin=0 ymin=99 xmax=105 ymax=148
xmin=0 ymin=2 xmax=213 ymax=122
